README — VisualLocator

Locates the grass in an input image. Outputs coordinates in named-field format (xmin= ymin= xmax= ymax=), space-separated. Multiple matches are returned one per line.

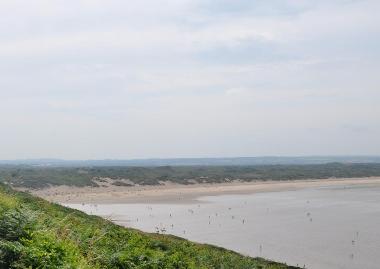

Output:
xmin=0 ymin=184 xmax=299 ymax=269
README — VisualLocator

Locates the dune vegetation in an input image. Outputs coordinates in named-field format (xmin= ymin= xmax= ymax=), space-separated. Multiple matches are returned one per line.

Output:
xmin=1 ymin=163 xmax=380 ymax=189
xmin=0 ymin=184 xmax=298 ymax=269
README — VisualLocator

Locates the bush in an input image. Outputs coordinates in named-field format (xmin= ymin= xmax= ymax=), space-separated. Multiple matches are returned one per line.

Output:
xmin=18 ymin=231 xmax=86 ymax=269
xmin=0 ymin=208 xmax=34 ymax=241
xmin=0 ymin=241 xmax=23 ymax=269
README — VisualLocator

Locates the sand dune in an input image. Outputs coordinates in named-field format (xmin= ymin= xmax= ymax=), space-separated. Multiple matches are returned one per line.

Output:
xmin=22 ymin=177 xmax=380 ymax=204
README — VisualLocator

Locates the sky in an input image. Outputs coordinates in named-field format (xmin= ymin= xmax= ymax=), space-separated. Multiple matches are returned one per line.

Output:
xmin=0 ymin=0 xmax=379 ymax=159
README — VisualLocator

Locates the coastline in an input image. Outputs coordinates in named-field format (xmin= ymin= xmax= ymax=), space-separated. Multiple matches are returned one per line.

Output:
xmin=21 ymin=177 xmax=380 ymax=204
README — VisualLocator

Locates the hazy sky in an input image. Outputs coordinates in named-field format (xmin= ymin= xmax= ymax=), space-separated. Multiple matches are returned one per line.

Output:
xmin=0 ymin=0 xmax=379 ymax=159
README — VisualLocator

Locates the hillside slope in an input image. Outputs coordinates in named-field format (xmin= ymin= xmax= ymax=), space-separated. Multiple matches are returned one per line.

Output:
xmin=0 ymin=185 xmax=298 ymax=269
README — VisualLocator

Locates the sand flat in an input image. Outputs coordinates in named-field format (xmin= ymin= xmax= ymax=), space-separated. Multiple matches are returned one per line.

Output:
xmin=65 ymin=180 xmax=380 ymax=269
xmin=22 ymin=177 xmax=380 ymax=204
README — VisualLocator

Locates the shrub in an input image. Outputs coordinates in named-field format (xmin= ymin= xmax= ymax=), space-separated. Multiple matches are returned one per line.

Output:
xmin=0 ymin=240 xmax=23 ymax=269
xmin=0 ymin=208 xmax=34 ymax=241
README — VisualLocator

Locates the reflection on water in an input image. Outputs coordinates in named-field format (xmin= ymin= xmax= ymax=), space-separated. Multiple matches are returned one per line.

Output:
xmin=66 ymin=184 xmax=380 ymax=269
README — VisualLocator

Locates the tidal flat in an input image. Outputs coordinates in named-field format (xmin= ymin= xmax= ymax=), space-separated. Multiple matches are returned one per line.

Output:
xmin=66 ymin=180 xmax=380 ymax=269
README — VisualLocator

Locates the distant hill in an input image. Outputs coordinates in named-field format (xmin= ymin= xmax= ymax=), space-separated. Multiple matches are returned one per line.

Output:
xmin=1 ymin=156 xmax=380 ymax=167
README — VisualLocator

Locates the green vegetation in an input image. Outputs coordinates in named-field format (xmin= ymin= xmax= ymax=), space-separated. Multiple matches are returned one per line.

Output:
xmin=1 ymin=163 xmax=380 ymax=189
xmin=0 ymin=184 xmax=298 ymax=268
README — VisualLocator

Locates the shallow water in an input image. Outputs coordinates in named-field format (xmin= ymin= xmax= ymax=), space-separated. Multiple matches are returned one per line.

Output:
xmin=66 ymin=184 xmax=380 ymax=269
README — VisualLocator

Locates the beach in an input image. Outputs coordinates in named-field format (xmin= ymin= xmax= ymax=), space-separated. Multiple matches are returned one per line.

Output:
xmin=24 ymin=177 xmax=380 ymax=204
xmin=63 ymin=178 xmax=380 ymax=269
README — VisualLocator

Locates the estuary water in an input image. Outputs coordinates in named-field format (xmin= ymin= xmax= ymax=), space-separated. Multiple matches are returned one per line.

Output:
xmin=66 ymin=183 xmax=380 ymax=269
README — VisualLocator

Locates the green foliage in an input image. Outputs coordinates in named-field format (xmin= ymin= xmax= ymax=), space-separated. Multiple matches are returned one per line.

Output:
xmin=0 ymin=240 xmax=23 ymax=269
xmin=18 ymin=231 xmax=87 ymax=269
xmin=0 ymin=184 xmax=298 ymax=269
xmin=1 ymin=163 xmax=380 ymax=188
xmin=0 ymin=207 xmax=34 ymax=241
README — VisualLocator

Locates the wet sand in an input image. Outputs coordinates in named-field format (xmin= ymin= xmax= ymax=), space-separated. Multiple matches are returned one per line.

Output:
xmin=23 ymin=177 xmax=380 ymax=204
xmin=65 ymin=181 xmax=380 ymax=269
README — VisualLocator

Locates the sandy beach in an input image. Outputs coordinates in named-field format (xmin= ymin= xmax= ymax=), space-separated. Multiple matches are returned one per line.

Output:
xmin=21 ymin=177 xmax=380 ymax=204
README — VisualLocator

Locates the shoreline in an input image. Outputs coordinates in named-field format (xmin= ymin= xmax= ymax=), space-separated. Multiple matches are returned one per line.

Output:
xmin=21 ymin=177 xmax=380 ymax=204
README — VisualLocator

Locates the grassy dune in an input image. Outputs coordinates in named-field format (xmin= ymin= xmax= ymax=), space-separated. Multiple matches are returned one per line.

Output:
xmin=0 ymin=184 xmax=298 ymax=269
xmin=2 ymin=163 xmax=380 ymax=188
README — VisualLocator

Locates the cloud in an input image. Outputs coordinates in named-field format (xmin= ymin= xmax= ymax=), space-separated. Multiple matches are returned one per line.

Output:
xmin=0 ymin=0 xmax=379 ymax=158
